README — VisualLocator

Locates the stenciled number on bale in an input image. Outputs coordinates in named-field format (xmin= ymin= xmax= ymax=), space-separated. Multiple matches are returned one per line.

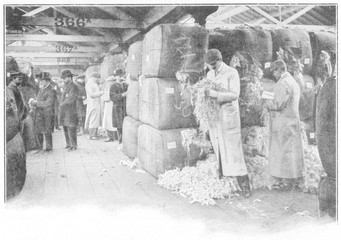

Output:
xmin=54 ymin=17 xmax=91 ymax=27
xmin=55 ymin=46 xmax=77 ymax=53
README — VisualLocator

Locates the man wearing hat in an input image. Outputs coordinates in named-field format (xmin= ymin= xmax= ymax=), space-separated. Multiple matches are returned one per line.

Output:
xmin=85 ymin=72 xmax=103 ymax=140
xmin=59 ymin=69 xmax=79 ymax=151
xmin=204 ymin=49 xmax=251 ymax=198
xmin=30 ymin=72 xmax=57 ymax=152
xmin=265 ymin=60 xmax=304 ymax=190
xmin=109 ymin=69 xmax=128 ymax=145
xmin=74 ymin=75 xmax=87 ymax=135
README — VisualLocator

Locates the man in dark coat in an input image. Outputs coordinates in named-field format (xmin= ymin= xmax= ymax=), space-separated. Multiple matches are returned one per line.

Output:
xmin=59 ymin=70 xmax=79 ymax=151
xmin=109 ymin=69 xmax=127 ymax=144
xmin=50 ymin=78 xmax=62 ymax=130
xmin=30 ymin=72 xmax=57 ymax=151
xmin=74 ymin=75 xmax=87 ymax=135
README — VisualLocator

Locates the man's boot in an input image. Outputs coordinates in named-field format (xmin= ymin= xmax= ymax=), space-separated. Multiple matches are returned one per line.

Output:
xmin=236 ymin=175 xmax=251 ymax=198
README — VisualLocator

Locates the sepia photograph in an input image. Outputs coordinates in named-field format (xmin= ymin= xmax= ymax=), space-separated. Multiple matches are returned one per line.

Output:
xmin=1 ymin=1 xmax=339 ymax=239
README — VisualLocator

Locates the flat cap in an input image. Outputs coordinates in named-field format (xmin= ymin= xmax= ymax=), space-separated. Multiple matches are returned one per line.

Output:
xmin=61 ymin=69 xmax=74 ymax=78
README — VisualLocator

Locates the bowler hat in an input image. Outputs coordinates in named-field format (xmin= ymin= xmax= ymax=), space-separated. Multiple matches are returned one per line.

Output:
xmin=10 ymin=71 xmax=24 ymax=77
xmin=41 ymin=72 xmax=52 ymax=80
xmin=204 ymin=49 xmax=222 ymax=64
xmin=113 ymin=69 xmax=124 ymax=77
xmin=61 ymin=69 xmax=74 ymax=79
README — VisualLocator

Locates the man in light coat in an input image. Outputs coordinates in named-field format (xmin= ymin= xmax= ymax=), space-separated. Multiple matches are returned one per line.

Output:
xmin=59 ymin=70 xmax=79 ymax=151
xmin=204 ymin=49 xmax=251 ymax=198
xmin=265 ymin=60 xmax=304 ymax=189
xmin=85 ymin=72 xmax=103 ymax=140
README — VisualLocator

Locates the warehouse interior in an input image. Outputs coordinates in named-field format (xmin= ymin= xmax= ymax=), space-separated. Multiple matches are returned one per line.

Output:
xmin=4 ymin=4 xmax=338 ymax=238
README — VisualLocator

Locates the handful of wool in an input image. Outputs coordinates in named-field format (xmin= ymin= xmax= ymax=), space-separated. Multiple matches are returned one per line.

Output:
xmin=190 ymin=78 xmax=223 ymax=133
xmin=181 ymin=128 xmax=212 ymax=156
xmin=158 ymin=154 xmax=240 ymax=206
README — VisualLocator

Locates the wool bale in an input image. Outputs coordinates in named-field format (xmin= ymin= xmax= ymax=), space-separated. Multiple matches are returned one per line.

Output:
xmin=122 ymin=116 xmax=143 ymax=159
xmin=126 ymin=41 xmax=143 ymax=80
xmin=139 ymin=78 xmax=197 ymax=130
xmin=126 ymin=80 xmax=139 ymax=120
xmin=309 ymin=31 xmax=336 ymax=74
xmin=209 ymin=28 xmax=273 ymax=77
xmin=318 ymin=176 xmax=336 ymax=218
xmin=6 ymin=56 xmax=19 ymax=85
xmin=6 ymin=132 xmax=26 ymax=199
xmin=299 ymin=74 xmax=315 ymax=121
xmin=6 ymin=90 xmax=20 ymax=142
xmin=137 ymin=124 xmax=202 ymax=178
xmin=272 ymin=29 xmax=313 ymax=74
xmin=142 ymin=24 xmax=208 ymax=78
xmin=100 ymin=54 xmax=127 ymax=81
xmin=316 ymin=76 xmax=336 ymax=178
xmin=16 ymin=59 xmax=33 ymax=76
xmin=302 ymin=118 xmax=316 ymax=145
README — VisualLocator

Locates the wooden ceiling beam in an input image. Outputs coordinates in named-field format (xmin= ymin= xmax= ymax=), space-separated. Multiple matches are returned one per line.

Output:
xmin=97 ymin=6 xmax=136 ymax=20
xmin=211 ymin=6 xmax=249 ymax=22
xmin=6 ymin=45 xmax=104 ymax=53
xmin=281 ymin=6 xmax=316 ymax=25
xmin=252 ymin=6 xmax=304 ymax=24
xmin=20 ymin=16 xmax=142 ymax=29
xmin=6 ymin=34 xmax=117 ymax=43
xmin=248 ymin=6 xmax=281 ymax=24
xmin=23 ymin=6 xmax=50 ymax=16
xmin=6 ymin=52 xmax=99 ymax=58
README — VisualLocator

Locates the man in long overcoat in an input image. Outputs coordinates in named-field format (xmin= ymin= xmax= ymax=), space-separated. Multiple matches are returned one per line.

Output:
xmin=204 ymin=49 xmax=251 ymax=198
xmin=74 ymin=75 xmax=87 ymax=135
xmin=59 ymin=70 xmax=79 ymax=151
xmin=110 ymin=69 xmax=128 ymax=144
xmin=85 ymin=72 xmax=103 ymax=140
xmin=30 ymin=72 xmax=56 ymax=151
xmin=265 ymin=60 xmax=304 ymax=189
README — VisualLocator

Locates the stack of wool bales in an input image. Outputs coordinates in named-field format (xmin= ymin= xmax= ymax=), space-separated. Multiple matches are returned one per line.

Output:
xmin=122 ymin=41 xmax=143 ymax=159
xmin=100 ymin=53 xmax=127 ymax=81
xmin=137 ymin=24 xmax=209 ymax=178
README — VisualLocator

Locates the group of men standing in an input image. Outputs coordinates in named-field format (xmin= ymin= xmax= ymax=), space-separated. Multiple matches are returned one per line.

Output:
xmin=28 ymin=68 xmax=128 ymax=153
xmin=204 ymin=48 xmax=317 ymax=198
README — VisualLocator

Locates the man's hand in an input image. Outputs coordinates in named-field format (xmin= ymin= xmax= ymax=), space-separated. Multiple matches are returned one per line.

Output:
xmin=207 ymin=89 xmax=218 ymax=98
xmin=122 ymin=92 xmax=128 ymax=97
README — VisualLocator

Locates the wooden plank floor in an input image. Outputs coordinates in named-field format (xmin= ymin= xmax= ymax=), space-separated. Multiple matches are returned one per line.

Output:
xmin=6 ymin=130 xmax=335 ymax=236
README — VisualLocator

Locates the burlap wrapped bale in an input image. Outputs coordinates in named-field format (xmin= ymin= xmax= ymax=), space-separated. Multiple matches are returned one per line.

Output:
xmin=316 ymin=76 xmax=336 ymax=178
xmin=6 ymin=56 xmax=19 ymax=85
xmin=138 ymin=124 xmax=202 ymax=178
xmin=299 ymin=74 xmax=315 ymax=121
xmin=209 ymin=28 xmax=273 ymax=77
xmin=126 ymin=41 xmax=143 ymax=80
xmin=318 ymin=176 xmax=336 ymax=218
xmin=6 ymin=132 xmax=26 ymax=199
xmin=100 ymin=54 xmax=127 ymax=81
xmin=139 ymin=77 xmax=197 ymax=130
xmin=122 ymin=116 xmax=143 ymax=159
xmin=16 ymin=59 xmax=32 ymax=76
xmin=142 ymin=24 xmax=208 ymax=78
xmin=272 ymin=29 xmax=313 ymax=74
xmin=126 ymin=80 xmax=139 ymax=120
xmin=309 ymin=31 xmax=336 ymax=75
